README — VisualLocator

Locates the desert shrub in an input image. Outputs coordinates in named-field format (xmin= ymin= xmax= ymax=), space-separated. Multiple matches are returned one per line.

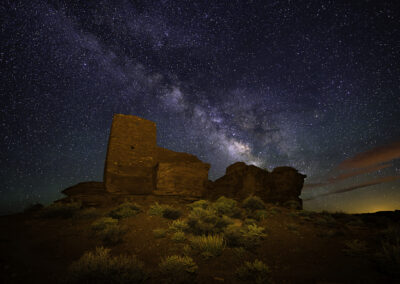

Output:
xmin=283 ymin=199 xmax=301 ymax=210
xmin=241 ymin=224 xmax=267 ymax=249
xmin=92 ymin=217 xmax=124 ymax=245
xmin=189 ymin=234 xmax=226 ymax=258
xmin=253 ymin=210 xmax=268 ymax=221
xmin=169 ymin=219 xmax=189 ymax=233
xmin=41 ymin=201 xmax=82 ymax=218
xmin=148 ymin=203 xmax=182 ymax=220
xmin=212 ymin=196 xmax=242 ymax=217
xmin=343 ymin=239 xmax=368 ymax=256
xmin=236 ymin=259 xmax=271 ymax=284
xmin=244 ymin=218 xmax=257 ymax=226
xmin=233 ymin=247 xmax=247 ymax=257
xmin=67 ymin=247 xmax=146 ymax=284
xmin=183 ymin=244 xmax=192 ymax=256
xmin=187 ymin=199 xmax=211 ymax=210
xmin=148 ymin=202 xmax=165 ymax=216
xmin=375 ymin=225 xmax=400 ymax=276
xmin=159 ymin=255 xmax=198 ymax=284
xmin=153 ymin=228 xmax=167 ymax=238
xmin=242 ymin=195 xmax=266 ymax=211
xmin=224 ymin=223 xmax=267 ymax=249
xmin=109 ymin=202 xmax=141 ymax=219
xmin=223 ymin=224 xmax=243 ymax=247
xmin=171 ymin=231 xmax=186 ymax=243
xmin=76 ymin=207 xmax=100 ymax=219
xmin=187 ymin=207 xmax=233 ymax=235
xmin=162 ymin=206 xmax=182 ymax=220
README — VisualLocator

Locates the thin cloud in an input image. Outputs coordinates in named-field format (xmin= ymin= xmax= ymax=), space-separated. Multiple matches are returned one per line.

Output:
xmin=337 ymin=140 xmax=400 ymax=170
xmin=304 ymin=175 xmax=400 ymax=201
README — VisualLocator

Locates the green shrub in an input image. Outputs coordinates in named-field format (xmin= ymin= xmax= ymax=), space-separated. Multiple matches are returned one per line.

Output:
xmin=236 ymin=259 xmax=271 ymax=284
xmin=223 ymin=224 xmax=243 ymax=247
xmin=253 ymin=210 xmax=268 ymax=221
xmin=159 ymin=255 xmax=198 ymax=284
xmin=153 ymin=228 xmax=167 ymax=238
xmin=242 ymin=195 xmax=266 ymax=211
xmin=187 ymin=207 xmax=233 ymax=235
xmin=148 ymin=203 xmax=182 ymax=220
xmin=162 ymin=206 xmax=182 ymax=220
xmin=169 ymin=219 xmax=189 ymax=233
xmin=41 ymin=201 xmax=81 ymax=218
xmin=67 ymin=247 xmax=147 ymax=284
xmin=213 ymin=196 xmax=242 ymax=217
xmin=109 ymin=202 xmax=141 ymax=219
xmin=241 ymin=224 xmax=267 ymax=249
xmin=187 ymin=199 xmax=211 ymax=210
xmin=92 ymin=217 xmax=124 ymax=245
xmin=244 ymin=218 xmax=257 ymax=226
xmin=189 ymin=234 xmax=226 ymax=258
xmin=171 ymin=231 xmax=186 ymax=243
xmin=148 ymin=202 xmax=165 ymax=216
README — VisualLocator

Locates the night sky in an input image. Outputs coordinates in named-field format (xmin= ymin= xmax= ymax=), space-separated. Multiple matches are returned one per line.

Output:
xmin=1 ymin=0 xmax=400 ymax=215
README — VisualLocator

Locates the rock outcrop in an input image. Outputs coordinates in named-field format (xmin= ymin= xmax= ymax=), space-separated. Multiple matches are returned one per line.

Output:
xmin=60 ymin=114 xmax=306 ymax=208
xmin=206 ymin=162 xmax=306 ymax=209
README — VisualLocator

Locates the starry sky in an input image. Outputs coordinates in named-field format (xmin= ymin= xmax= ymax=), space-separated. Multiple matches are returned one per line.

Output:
xmin=1 ymin=0 xmax=400 ymax=215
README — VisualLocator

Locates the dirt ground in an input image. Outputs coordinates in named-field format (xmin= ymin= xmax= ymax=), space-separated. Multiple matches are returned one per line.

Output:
xmin=1 ymin=196 xmax=399 ymax=283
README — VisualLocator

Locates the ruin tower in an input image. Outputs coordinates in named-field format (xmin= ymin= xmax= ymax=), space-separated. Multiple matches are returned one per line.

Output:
xmin=104 ymin=114 xmax=157 ymax=194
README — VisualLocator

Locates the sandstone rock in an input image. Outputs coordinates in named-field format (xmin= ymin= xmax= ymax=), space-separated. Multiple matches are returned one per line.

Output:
xmin=60 ymin=181 xmax=113 ymax=207
xmin=207 ymin=162 xmax=306 ymax=208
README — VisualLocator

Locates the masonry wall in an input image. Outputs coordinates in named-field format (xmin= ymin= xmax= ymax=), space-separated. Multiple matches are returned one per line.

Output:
xmin=104 ymin=114 xmax=157 ymax=194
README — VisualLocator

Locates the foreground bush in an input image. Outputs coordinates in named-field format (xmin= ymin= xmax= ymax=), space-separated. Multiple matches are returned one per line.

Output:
xmin=213 ymin=196 xmax=242 ymax=217
xmin=189 ymin=234 xmax=226 ymax=258
xmin=187 ymin=207 xmax=233 ymax=235
xmin=67 ymin=247 xmax=147 ymax=284
xmin=223 ymin=224 xmax=267 ymax=248
xmin=242 ymin=195 xmax=266 ymax=211
xmin=159 ymin=255 xmax=198 ymax=284
xmin=236 ymin=259 xmax=271 ymax=284
xmin=187 ymin=199 xmax=211 ymax=210
xmin=148 ymin=202 xmax=182 ymax=220
xmin=169 ymin=219 xmax=189 ymax=233
xmin=41 ymin=201 xmax=81 ymax=218
xmin=109 ymin=202 xmax=141 ymax=219
xmin=375 ymin=225 xmax=400 ymax=277
xmin=91 ymin=217 xmax=125 ymax=245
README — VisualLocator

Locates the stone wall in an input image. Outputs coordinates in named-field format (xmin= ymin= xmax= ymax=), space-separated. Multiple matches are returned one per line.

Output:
xmin=104 ymin=114 xmax=157 ymax=194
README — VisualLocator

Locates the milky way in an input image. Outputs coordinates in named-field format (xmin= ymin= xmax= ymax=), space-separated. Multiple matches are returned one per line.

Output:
xmin=1 ymin=1 xmax=400 ymax=214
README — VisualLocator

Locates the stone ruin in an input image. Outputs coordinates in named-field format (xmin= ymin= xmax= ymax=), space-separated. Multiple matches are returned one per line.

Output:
xmin=60 ymin=114 xmax=306 ymax=208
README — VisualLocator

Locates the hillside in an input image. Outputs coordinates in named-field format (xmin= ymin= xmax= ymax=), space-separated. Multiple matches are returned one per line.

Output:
xmin=1 ymin=195 xmax=399 ymax=283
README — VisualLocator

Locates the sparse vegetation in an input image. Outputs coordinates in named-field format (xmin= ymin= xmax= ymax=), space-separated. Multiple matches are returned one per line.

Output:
xmin=67 ymin=247 xmax=147 ymax=284
xmin=153 ymin=228 xmax=167 ymax=238
xmin=76 ymin=207 xmax=100 ymax=219
xmin=158 ymin=255 xmax=198 ymax=284
xmin=213 ymin=196 xmax=242 ymax=217
xmin=148 ymin=202 xmax=182 ymax=220
xmin=187 ymin=207 xmax=233 ymax=235
xmin=253 ymin=209 xmax=268 ymax=221
xmin=375 ymin=224 xmax=400 ymax=277
xmin=91 ymin=217 xmax=125 ymax=245
xmin=169 ymin=219 xmax=189 ymax=232
xmin=40 ymin=201 xmax=82 ymax=218
xmin=343 ymin=239 xmax=368 ymax=255
xmin=189 ymin=234 xmax=226 ymax=258
xmin=109 ymin=202 xmax=141 ymax=219
xmin=187 ymin=199 xmax=211 ymax=210
xmin=236 ymin=259 xmax=271 ymax=284
xmin=171 ymin=231 xmax=186 ymax=243
xmin=242 ymin=195 xmax=266 ymax=211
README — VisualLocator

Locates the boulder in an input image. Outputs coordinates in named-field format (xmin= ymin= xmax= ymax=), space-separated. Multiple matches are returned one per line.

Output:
xmin=60 ymin=181 xmax=112 ymax=207
xmin=207 ymin=162 xmax=306 ymax=208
